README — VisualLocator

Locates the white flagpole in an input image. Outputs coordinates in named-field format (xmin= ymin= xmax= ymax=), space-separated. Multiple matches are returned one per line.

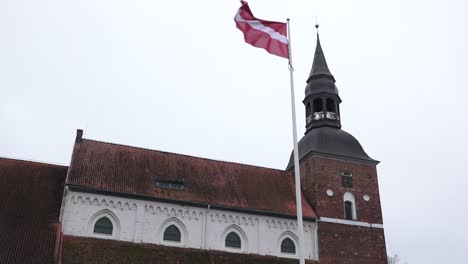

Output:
xmin=286 ymin=18 xmax=306 ymax=264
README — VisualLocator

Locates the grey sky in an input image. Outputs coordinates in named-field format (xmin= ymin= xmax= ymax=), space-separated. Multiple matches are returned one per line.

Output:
xmin=1 ymin=0 xmax=467 ymax=263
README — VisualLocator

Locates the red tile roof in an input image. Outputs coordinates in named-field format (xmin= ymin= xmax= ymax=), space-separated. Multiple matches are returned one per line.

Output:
xmin=0 ymin=157 xmax=68 ymax=264
xmin=61 ymin=235 xmax=319 ymax=264
xmin=66 ymin=139 xmax=316 ymax=219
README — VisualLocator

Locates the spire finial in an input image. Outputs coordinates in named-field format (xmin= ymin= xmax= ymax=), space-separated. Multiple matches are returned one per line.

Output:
xmin=315 ymin=17 xmax=319 ymax=32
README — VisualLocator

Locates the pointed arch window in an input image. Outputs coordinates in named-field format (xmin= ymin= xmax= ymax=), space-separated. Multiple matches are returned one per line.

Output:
xmin=163 ymin=225 xmax=181 ymax=242
xmin=93 ymin=217 xmax=113 ymax=235
xmin=225 ymin=232 xmax=241 ymax=249
xmin=281 ymin=237 xmax=296 ymax=254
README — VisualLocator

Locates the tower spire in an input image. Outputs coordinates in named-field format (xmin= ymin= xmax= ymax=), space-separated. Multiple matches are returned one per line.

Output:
xmin=303 ymin=33 xmax=341 ymax=131
xmin=307 ymin=34 xmax=335 ymax=82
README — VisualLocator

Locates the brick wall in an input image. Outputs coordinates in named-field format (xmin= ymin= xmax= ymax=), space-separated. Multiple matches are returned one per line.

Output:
xmin=317 ymin=222 xmax=387 ymax=264
xmin=300 ymin=156 xmax=383 ymax=224
xmin=298 ymin=155 xmax=387 ymax=263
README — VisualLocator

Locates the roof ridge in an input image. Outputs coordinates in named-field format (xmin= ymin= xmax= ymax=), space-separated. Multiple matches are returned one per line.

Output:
xmin=81 ymin=138 xmax=289 ymax=173
xmin=0 ymin=156 xmax=69 ymax=168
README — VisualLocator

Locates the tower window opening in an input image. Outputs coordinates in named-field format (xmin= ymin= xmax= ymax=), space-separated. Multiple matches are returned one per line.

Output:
xmin=326 ymin=98 xmax=336 ymax=112
xmin=343 ymin=192 xmax=357 ymax=220
xmin=306 ymin=102 xmax=311 ymax=117
xmin=312 ymin=98 xmax=324 ymax=120
xmin=344 ymin=201 xmax=353 ymax=220
xmin=313 ymin=98 xmax=323 ymax=112
xmin=341 ymin=172 xmax=353 ymax=188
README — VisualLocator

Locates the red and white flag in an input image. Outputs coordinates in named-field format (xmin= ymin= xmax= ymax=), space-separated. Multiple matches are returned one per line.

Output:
xmin=234 ymin=1 xmax=289 ymax=59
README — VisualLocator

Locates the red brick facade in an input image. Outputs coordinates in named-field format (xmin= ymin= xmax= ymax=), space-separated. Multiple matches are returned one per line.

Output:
xmin=300 ymin=156 xmax=383 ymax=223
xmin=317 ymin=222 xmax=387 ymax=264
xmin=298 ymin=155 xmax=387 ymax=263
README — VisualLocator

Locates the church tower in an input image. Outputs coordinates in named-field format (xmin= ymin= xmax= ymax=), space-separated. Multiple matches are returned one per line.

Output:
xmin=287 ymin=34 xmax=387 ymax=264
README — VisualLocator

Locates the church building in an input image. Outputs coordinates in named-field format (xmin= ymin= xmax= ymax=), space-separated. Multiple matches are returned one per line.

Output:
xmin=0 ymin=35 xmax=387 ymax=263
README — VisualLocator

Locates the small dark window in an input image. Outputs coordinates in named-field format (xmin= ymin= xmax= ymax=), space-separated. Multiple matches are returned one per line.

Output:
xmin=341 ymin=172 xmax=353 ymax=188
xmin=313 ymin=98 xmax=323 ymax=112
xmin=155 ymin=177 xmax=184 ymax=190
xmin=281 ymin=238 xmax=296 ymax=254
xmin=163 ymin=225 xmax=181 ymax=242
xmin=344 ymin=201 xmax=353 ymax=220
xmin=306 ymin=102 xmax=311 ymax=116
xmin=225 ymin=232 xmax=241 ymax=249
xmin=93 ymin=217 xmax=113 ymax=235
xmin=326 ymin=98 xmax=336 ymax=112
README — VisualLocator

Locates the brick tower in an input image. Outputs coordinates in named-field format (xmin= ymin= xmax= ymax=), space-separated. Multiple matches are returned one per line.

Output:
xmin=287 ymin=34 xmax=387 ymax=264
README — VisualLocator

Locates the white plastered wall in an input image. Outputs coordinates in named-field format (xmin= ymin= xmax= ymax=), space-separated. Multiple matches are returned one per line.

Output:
xmin=61 ymin=190 xmax=317 ymax=260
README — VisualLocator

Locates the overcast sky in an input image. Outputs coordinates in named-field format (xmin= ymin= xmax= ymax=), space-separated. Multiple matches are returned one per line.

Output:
xmin=1 ymin=0 xmax=467 ymax=263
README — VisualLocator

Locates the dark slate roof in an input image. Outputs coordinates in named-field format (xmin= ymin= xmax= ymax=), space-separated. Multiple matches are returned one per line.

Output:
xmin=0 ymin=157 xmax=67 ymax=264
xmin=307 ymin=35 xmax=334 ymax=82
xmin=66 ymin=139 xmax=317 ymax=219
xmin=286 ymin=127 xmax=378 ymax=170
xmin=61 ymin=235 xmax=319 ymax=264
xmin=305 ymin=35 xmax=339 ymax=97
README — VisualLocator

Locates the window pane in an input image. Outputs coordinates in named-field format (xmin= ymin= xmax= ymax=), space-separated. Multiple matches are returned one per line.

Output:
xmin=344 ymin=201 xmax=353 ymax=220
xmin=163 ymin=225 xmax=181 ymax=242
xmin=225 ymin=232 xmax=241 ymax=248
xmin=93 ymin=217 xmax=113 ymax=235
xmin=281 ymin=238 xmax=296 ymax=254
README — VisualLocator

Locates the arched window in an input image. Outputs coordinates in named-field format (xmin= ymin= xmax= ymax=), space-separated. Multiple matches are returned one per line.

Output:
xmin=163 ymin=225 xmax=181 ymax=242
xmin=343 ymin=192 xmax=357 ymax=220
xmin=225 ymin=232 xmax=241 ymax=249
xmin=281 ymin=238 xmax=296 ymax=254
xmin=93 ymin=217 xmax=113 ymax=235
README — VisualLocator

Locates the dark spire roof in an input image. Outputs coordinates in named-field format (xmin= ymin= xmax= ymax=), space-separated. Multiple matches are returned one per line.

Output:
xmin=307 ymin=34 xmax=335 ymax=83
xmin=304 ymin=34 xmax=339 ymax=97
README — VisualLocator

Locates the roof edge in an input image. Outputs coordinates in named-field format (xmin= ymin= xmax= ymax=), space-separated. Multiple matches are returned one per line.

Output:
xmin=0 ymin=156 xmax=68 ymax=168
xmin=78 ymin=138 xmax=288 ymax=173
xmin=286 ymin=150 xmax=380 ymax=170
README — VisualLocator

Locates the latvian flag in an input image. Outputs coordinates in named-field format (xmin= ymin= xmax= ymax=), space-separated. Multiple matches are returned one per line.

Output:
xmin=234 ymin=1 xmax=289 ymax=59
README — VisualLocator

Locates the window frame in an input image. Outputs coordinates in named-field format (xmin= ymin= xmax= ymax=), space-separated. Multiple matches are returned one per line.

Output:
xmin=93 ymin=216 xmax=113 ymax=235
xmin=225 ymin=231 xmax=242 ymax=249
xmin=277 ymin=231 xmax=299 ymax=257
xmin=343 ymin=192 xmax=357 ymax=221
xmin=163 ymin=224 xmax=182 ymax=242
xmin=155 ymin=177 xmax=184 ymax=191
xmin=158 ymin=218 xmax=188 ymax=247
xmin=280 ymin=237 xmax=296 ymax=254
xmin=221 ymin=225 xmax=247 ymax=252
xmin=88 ymin=209 xmax=120 ymax=239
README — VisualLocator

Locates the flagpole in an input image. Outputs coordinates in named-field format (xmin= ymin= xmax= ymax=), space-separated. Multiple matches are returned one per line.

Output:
xmin=286 ymin=18 xmax=306 ymax=264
